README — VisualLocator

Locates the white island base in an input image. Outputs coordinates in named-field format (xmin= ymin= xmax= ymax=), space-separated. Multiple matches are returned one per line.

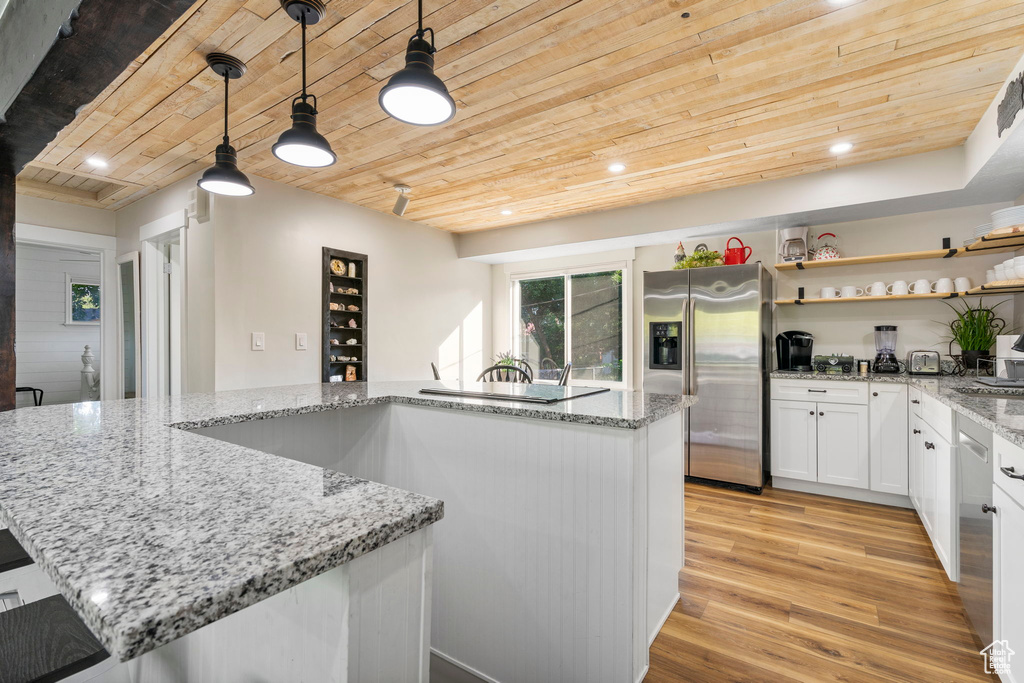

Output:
xmin=3 ymin=527 xmax=433 ymax=683
xmin=195 ymin=403 xmax=684 ymax=683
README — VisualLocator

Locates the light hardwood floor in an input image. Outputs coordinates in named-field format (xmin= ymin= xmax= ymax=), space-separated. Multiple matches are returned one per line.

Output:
xmin=646 ymin=483 xmax=989 ymax=682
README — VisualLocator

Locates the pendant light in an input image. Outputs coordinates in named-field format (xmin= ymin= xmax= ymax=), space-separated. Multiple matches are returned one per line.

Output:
xmin=197 ymin=53 xmax=255 ymax=197
xmin=273 ymin=0 xmax=336 ymax=168
xmin=378 ymin=0 xmax=456 ymax=126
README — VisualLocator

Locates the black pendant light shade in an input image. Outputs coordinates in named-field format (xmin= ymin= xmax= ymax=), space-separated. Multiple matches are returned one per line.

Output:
xmin=379 ymin=31 xmax=456 ymax=126
xmin=273 ymin=0 xmax=336 ymax=168
xmin=198 ymin=53 xmax=254 ymax=197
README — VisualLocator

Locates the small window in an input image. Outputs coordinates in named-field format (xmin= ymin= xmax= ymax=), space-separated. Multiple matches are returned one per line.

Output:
xmin=66 ymin=275 xmax=101 ymax=325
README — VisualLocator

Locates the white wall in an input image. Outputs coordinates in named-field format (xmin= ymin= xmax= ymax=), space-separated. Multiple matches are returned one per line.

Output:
xmin=213 ymin=177 xmax=491 ymax=390
xmin=16 ymin=194 xmax=115 ymax=236
xmin=14 ymin=244 xmax=99 ymax=407
xmin=492 ymin=202 xmax=1014 ymax=388
xmin=115 ymin=174 xmax=492 ymax=392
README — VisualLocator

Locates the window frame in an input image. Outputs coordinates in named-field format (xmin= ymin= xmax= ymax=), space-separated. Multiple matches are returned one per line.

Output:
xmin=65 ymin=273 xmax=101 ymax=326
xmin=509 ymin=260 xmax=631 ymax=389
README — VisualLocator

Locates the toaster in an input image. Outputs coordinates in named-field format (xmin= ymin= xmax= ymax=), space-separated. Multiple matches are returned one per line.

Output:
xmin=907 ymin=350 xmax=940 ymax=375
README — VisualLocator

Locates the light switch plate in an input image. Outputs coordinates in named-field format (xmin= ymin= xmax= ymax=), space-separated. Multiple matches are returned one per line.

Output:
xmin=252 ymin=332 xmax=265 ymax=351
xmin=296 ymin=333 xmax=307 ymax=350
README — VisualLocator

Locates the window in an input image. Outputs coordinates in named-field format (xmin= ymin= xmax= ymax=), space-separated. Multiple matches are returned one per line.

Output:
xmin=512 ymin=264 xmax=628 ymax=387
xmin=66 ymin=275 xmax=101 ymax=325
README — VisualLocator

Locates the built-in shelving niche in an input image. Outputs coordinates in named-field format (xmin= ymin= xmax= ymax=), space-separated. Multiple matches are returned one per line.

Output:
xmin=322 ymin=247 xmax=367 ymax=383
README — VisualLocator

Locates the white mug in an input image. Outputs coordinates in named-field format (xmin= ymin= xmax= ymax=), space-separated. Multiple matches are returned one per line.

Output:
xmin=911 ymin=278 xmax=931 ymax=294
xmin=820 ymin=287 xmax=840 ymax=299
xmin=1014 ymin=256 xmax=1024 ymax=279
xmin=932 ymin=277 xmax=954 ymax=294
xmin=866 ymin=281 xmax=886 ymax=297
xmin=954 ymin=277 xmax=971 ymax=292
xmin=840 ymin=285 xmax=863 ymax=298
xmin=887 ymin=280 xmax=910 ymax=296
xmin=995 ymin=264 xmax=1008 ymax=281
xmin=987 ymin=270 xmax=997 ymax=284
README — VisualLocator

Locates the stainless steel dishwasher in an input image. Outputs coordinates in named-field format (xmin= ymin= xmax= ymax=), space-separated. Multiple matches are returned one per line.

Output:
xmin=957 ymin=414 xmax=995 ymax=647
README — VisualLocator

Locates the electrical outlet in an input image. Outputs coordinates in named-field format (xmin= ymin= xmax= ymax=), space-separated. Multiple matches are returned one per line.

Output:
xmin=296 ymin=333 xmax=307 ymax=350
xmin=252 ymin=332 xmax=265 ymax=351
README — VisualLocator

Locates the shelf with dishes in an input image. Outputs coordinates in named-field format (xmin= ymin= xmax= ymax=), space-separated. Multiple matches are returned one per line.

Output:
xmin=323 ymin=246 xmax=367 ymax=383
xmin=775 ymin=210 xmax=1024 ymax=271
xmin=776 ymin=280 xmax=1024 ymax=305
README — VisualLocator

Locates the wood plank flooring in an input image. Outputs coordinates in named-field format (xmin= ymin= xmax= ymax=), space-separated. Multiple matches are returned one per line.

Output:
xmin=646 ymin=483 xmax=989 ymax=682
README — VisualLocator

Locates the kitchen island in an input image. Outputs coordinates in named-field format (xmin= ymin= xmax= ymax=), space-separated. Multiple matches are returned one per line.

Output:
xmin=0 ymin=381 xmax=689 ymax=683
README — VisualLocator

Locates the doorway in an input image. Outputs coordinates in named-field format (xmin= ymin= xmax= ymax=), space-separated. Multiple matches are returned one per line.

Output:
xmin=140 ymin=211 xmax=187 ymax=398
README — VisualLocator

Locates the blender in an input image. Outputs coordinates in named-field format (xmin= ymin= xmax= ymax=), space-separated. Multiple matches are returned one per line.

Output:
xmin=873 ymin=325 xmax=900 ymax=373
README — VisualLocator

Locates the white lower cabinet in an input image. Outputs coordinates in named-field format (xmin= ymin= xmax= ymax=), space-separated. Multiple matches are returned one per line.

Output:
xmin=770 ymin=399 xmax=817 ymax=481
xmin=817 ymin=403 xmax=869 ymax=489
xmin=869 ymin=384 xmax=909 ymax=495
xmin=908 ymin=414 xmax=924 ymax=514
xmin=771 ymin=379 xmax=899 ymax=495
xmin=995 ymin=434 xmax=1024 ymax=682
xmin=995 ymin=484 xmax=1024 ymax=683
xmin=922 ymin=423 xmax=954 ymax=574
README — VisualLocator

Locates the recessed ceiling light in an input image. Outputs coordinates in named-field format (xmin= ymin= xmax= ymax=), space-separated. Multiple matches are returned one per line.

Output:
xmin=500 ymin=210 xmax=513 ymax=216
xmin=608 ymin=163 xmax=626 ymax=173
xmin=829 ymin=142 xmax=854 ymax=154
xmin=85 ymin=156 xmax=107 ymax=168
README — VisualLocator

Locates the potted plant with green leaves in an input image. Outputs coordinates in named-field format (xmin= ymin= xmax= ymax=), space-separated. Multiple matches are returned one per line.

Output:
xmin=945 ymin=299 xmax=1007 ymax=373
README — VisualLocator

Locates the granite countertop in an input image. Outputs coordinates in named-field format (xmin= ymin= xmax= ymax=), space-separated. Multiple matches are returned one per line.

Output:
xmin=0 ymin=381 xmax=686 ymax=662
xmin=770 ymin=370 xmax=1024 ymax=449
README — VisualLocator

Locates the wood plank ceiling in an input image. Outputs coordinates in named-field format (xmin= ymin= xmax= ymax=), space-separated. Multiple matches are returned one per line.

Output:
xmin=17 ymin=0 xmax=1024 ymax=232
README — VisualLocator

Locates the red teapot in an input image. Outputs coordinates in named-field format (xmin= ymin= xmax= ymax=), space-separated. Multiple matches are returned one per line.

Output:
xmin=724 ymin=237 xmax=752 ymax=265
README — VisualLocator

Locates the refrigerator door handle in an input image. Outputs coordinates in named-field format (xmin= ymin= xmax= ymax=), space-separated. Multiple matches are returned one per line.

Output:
xmin=688 ymin=297 xmax=697 ymax=395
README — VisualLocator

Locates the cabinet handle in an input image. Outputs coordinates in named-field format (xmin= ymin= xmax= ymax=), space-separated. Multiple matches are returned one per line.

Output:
xmin=913 ymin=429 xmax=921 ymax=435
xmin=1000 ymin=466 xmax=1024 ymax=481
xmin=818 ymin=411 xmax=824 ymax=416
xmin=982 ymin=504 xmax=997 ymax=514
xmin=872 ymin=392 xmax=879 ymax=397
xmin=924 ymin=442 xmax=935 ymax=450
xmin=911 ymin=399 xmax=920 ymax=404
xmin=809 ymin=411 xmax=815 ymax=415
xmin=808 ymin=389 xmax=827 ymax=393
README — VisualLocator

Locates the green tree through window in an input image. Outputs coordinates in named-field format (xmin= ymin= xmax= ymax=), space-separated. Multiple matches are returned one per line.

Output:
xmin=71 ymin=282 xmax=101 ymax=323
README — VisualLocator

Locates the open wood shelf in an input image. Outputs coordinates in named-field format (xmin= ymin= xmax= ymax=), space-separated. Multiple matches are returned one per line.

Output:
xmin=775 ymin=248 xmax=956 ymax=271
xmin=775 ymin=280 xmax=1024 ymax=305
xmin=956 ymin=226 xmax=1024 ymax=257
xmin=775 ymin=225 xmax=1024 ymax=271
xmin=322 ymin=247 xmax=367 ymax=383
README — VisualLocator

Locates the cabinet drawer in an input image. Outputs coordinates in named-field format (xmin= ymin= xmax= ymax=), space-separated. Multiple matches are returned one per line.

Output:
xmin=908 ymin=386 xmax=923 ymax=416
xmin=995 ymin=433 xmax=1024 ymax=509
xmin=771 ymin=379 xmax=868 ymax=405
xmin=920 ymin=393 xmax=952 ymax=443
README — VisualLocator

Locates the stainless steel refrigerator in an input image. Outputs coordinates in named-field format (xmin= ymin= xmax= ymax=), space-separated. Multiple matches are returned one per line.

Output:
xmin=643 ymin=263 xmax=772 ymax=490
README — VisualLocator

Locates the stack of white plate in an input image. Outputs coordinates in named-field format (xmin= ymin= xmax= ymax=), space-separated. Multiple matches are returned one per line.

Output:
xmin=974 ymin=222 xmax=992 ymax=237
xmin=992 ymin=206 xmax=1024 ymax=230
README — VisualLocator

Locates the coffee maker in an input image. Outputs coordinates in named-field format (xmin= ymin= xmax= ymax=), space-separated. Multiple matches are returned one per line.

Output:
xmin=873 ymin=325 xmax=901 ymax=373
xmin=777 ymin=227 xmax=809 ymax=263
xmin=776 ymin=330 xmax=814 ymax=371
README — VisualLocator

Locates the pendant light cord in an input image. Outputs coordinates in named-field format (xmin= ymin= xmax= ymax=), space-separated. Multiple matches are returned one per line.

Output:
xmin=301 ymin=12 xmax=307 ymax=100
xmin=222 ymin=71 xmax=230 ymax=146
xmin=415 ymin=0 xmax=435 ymax=50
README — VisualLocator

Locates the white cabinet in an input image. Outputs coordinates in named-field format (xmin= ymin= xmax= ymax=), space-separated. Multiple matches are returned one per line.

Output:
xmin=817 ymin=403 xmax=869 ymax=489
xmin=770 ymin=400 xmax=817 ymax=481
xmin=908 ymin=414 xmax=924 ymax=514
xmin=994 ymin=485 xmax=1024 ymax=682
xmin=869 ymin=384 xmax=909 ymax=495
xmin=911 ymin=419 xmax=953 ymax=578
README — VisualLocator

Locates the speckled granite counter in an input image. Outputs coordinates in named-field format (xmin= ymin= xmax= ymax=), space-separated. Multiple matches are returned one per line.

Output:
xmin=771 ymin=370 xmax=1024 ymax=449
xmin=0 ymin=381 xmax=687 ymax=663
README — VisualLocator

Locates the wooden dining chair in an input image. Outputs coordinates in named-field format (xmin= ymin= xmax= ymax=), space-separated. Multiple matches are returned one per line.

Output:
xmin=557 ymin=363 xmax=572 ymax=386
xmin=477 ymin=365 xmax=532 ymax=383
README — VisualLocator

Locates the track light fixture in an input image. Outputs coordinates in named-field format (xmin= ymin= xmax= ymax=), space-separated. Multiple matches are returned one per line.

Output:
xmin=273 ymin=0 xmax=336 ymax=168
xmin=378 ymin=0 xmax=456 ymax=126
xmin=198 ymin=53 xmax=255 ymax=197
xmin=393 ymin=185 xmax=411 ymax=216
